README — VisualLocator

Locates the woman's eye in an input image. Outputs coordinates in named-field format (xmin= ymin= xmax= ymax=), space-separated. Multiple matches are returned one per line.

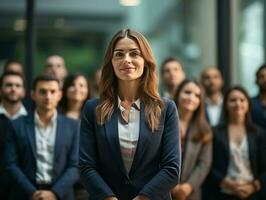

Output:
xmin=114 ymin=52 xmax=124 ymax=58
xmin=130 ymin=51 xmax=141 ymax=57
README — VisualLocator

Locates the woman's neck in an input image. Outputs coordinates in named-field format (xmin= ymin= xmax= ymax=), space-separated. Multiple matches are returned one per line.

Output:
xmin=67 ymin=100 xmax=83 ymax=113
xmin=179 ymin=108 xmax=193 ymax=123
xmin=118 ymin=80 xmax=140 ymax=103
xmin=228 ymin=115 xmax=245 ymax=126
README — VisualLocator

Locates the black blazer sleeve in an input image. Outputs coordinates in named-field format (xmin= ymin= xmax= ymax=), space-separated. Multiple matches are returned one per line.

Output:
xmin=5 ymin=120 xmax=37 ymax=198
xmin=79 ymin=100 xmax=115 ymax=200
xmin=51 ymin=119 xmax=80 ymax=199
xmin=138 ymin=100 xmax=181 ymax=199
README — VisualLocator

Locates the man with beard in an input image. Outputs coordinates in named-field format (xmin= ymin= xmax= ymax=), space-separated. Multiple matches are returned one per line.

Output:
xmin=251 ymin=64 xmax=266 ymax=130
xmin=201 ymin=67 xmax=224 ymax=126
xmin=161 ymin=57 xmax=186 ymax=99
xmin=44 ymin=55 xmax=68 ymax=87
xmin=0 ymin=71 xmax=27 ymax=119
xmin=0 ymin=72 xmax=27 ymax=199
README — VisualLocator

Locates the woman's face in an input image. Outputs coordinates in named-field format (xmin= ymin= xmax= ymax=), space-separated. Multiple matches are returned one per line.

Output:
xmin=111 ymin=37 xmax=145 ymax=82
xmin=178 ymin=82 xmax=201 ymax=113
xmin=66 ymin=76 xmax=88 ymax=102
xmin=226 ymin=90 xmax=249 ymax=119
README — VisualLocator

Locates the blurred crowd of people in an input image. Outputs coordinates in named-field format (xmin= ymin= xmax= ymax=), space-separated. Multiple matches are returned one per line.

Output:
xmin=0 ymin=52 xmax=266 ymax=200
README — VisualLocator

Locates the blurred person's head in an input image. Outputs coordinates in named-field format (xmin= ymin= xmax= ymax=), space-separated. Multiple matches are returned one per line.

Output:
xmin=44 ymin=55 xmax=68 ymax=84
xmin=0 ymin=71 xmax=25 ymax=104
xmin=97 ymin=28 xmax=163 ymax=131
xmin=161 ymin=57 xmax=185 ymax=89
xmin=201 ymin=67 xmax=224 ymax=96
xmin=255 ymin=64 xmax=266 ymax=94
xmin=91 ymin=68 xmax=102 ymax=98
xmin=223 ymin=86 xmax=255 ymax=131
xmin=31 ymin=73 xmax=62 ymax=113
xmin=3 ymin=59 xmax=24 ymax=74
xmin=175 ymin=80 xmax=205 ymax=120
xmin=60 ymin=73 xmax=90 ymax=114
xmin=174 ymin=79 xmax=211 ymax=143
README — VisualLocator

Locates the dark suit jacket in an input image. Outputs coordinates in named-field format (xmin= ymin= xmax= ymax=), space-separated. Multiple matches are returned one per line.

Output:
xmin=204 ymin=124 xmax=266 ymax=200
xmin=79 ymin=98 xmax=181 ymax=200
xmin=5 ymin=113 xmax=80 ymax=200
xmin=0 ymin=114 xmax=11 ymax=199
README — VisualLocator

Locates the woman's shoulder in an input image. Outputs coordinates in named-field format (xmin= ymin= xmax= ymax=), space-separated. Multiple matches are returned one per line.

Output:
xmin=84 ymin=98 xmax=100 ymax=109
xmin=161 ymin=97 xmax=176 ymax=110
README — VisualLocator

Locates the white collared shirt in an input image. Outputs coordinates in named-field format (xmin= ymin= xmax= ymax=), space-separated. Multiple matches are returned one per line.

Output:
xmin=118 ymin=97 xmax=140 ymax=173
xmin=34 ymin=110 xmax=57 ymax=183
xmin=0 ymin=104 xmax=27 ymax=120
xmin=205 ymin=96 xmax=223 ymax=126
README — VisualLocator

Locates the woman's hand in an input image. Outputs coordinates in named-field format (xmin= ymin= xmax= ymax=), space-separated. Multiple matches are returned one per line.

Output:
xmin=220 ymin=177 xmax=240 ymax=193
xmin=104 ymin=197 xmax=118 ymax=200
xmin=235 ymin=183 xmax=256 ymax=199
xmin=171 ymin=183 xmax=192 ymax=200
xmin=132 ymin=195 xmax=150 ymax=200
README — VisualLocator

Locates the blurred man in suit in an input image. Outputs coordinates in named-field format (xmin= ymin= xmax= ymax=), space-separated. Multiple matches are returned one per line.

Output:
xmin=5 ymin=73 xmax=79 ymax=200
xmin=201 ymin=67 xmax=224 ymax=126
xmin=161 ymin=57 xmax=186 ymax=99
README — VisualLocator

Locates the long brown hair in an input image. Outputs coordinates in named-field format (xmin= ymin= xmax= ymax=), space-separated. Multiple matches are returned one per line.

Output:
xmin=174 ymin=80 xmax=212 ymax=143
xmin=96 ymin=29 xmax=163 ymax=131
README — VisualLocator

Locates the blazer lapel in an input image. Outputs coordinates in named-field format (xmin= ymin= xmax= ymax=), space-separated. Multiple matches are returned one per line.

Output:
xmin=26 ymin=115 xmax=37 ymax=158
xmin=247 ymin=131 xmax=257 ymax=176
xmin=104 ymin=108 xmax=128 ymax=176
xmin=222 ymin=126 xmax=230 ymax=164
xmin=53 ymin=114 xmax=63 ymax=169
xmin=130 ymin=103 xmax=152 ymax=176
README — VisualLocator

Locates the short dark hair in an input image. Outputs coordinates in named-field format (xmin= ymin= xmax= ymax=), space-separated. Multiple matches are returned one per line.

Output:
xmin=3 ymin=59 xmax=22 ymax=72
xmin=256 ymin=63 xmax=266 ymax=80
xmin=0 ymin=71 xmax=25 ymax=88
xmin=161 ymin=57 xmax=183 ymax=73
xmin=32 ymin=73 xmax=60 ymax=90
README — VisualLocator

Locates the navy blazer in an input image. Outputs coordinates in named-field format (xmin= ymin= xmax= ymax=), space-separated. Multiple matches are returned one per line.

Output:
xmin=79 ymin=98 xmax=181 ymax=200
xmin=5 ymin=113 xmax=80 ymax=200
xmin=0 ymin=114 xmax=11 ymax=199
xmin=204 ymin=124 xmax=266 ymax=200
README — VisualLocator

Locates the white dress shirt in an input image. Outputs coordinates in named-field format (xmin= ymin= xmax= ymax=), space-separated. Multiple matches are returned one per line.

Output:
xmin=205 ymin=96 xmax=223 ymax=126
xmin=118 ymin=97 xmax=140 ymax=173
xmin=0 ymin=104 xmax=27 ymax=120
xmin=34 ymin=110 xmax=57 ymax=183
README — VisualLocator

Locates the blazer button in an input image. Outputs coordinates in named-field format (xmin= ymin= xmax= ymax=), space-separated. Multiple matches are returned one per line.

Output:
xmin=125 ymin=180 xmax=130 ymax=185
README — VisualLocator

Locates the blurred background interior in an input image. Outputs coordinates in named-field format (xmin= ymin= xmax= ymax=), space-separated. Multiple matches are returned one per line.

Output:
xmin=0 ymin=0 xmax=265 ymax=95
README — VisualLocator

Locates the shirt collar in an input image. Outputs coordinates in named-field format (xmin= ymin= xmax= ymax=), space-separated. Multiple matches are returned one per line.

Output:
xmin=0 ymin=104 xmax=27 ymax=120
xmin=205 ymin=95 xmax=223 ymax=106
xmin=117 ymin=96 xmax=141 ymax=111
xmin=34 ymin=110 xmax=57 ymax=128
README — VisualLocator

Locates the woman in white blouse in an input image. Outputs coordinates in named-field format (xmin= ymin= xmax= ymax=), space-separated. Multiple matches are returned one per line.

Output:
xmin=205 ymin=86 xmax=266 ymax=200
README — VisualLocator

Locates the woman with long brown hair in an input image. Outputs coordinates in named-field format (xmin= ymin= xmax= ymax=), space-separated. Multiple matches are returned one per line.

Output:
xmin=172 ymin=80 xmax=212 ymax=200
xmin=79 ymin=29 xmax=181 ymax=200
xmin=205 ymin=86 xmax=266 ymax=200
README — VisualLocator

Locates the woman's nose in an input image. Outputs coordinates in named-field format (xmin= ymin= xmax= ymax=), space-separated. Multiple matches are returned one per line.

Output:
xmin=123 ymin=53 xmax=131 ymax=63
